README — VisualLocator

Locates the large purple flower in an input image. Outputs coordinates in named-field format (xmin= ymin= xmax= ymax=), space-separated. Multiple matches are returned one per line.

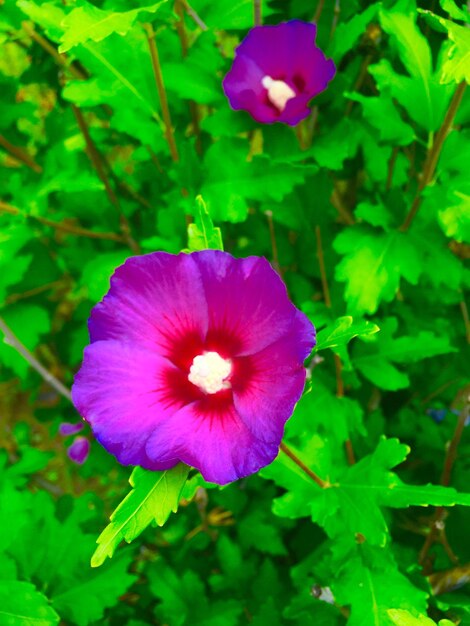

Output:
xmin=72 ymin=251 xmax=315 ymax=485
xmin=223 ymin=20 xmax=336 ymax=126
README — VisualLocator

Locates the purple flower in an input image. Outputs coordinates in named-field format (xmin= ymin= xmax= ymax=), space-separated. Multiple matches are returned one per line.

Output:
xmin=72 ymin=251 xmax=315 ymax=485
xmin=222 ymin=20 xmax=336 ymax=126
xmin=67 ymin=436 xmax=90 ymax=465
xmin=59 ymin=421 xmax=90 ymax=464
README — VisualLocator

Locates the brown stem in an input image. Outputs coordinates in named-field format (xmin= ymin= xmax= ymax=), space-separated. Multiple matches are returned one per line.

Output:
xmin=315 ymin=225 xmax=332 ymax=308
xmin=459 ymin=299 xmax=470 ymax=345
xmin=419 ymin=402 xmax=469 ymax=566
xmin=0 ymin=316 xmax=72 ymax=403
xmin=6 ymin=280 xmax=65 ymax=305
xmin=312 ymin=0 xmax=326 ymax=23
xmin=0 ymin=200 xmax=125 ymax=242
xmin=175 ymin=1 xmax=202 ymax=154
xmin=0 ymin=135 xmax=42 ymax=173
xmin=386 ymin=146 xmax=399 ymax=191
xmin=334 ymin=354 xmax=344 ymax=397
xmin=440 ymin=403 xmax=469 ymax=487
xmin=182 ymin=0 xmax=208 ymax=30
xmin=331 ymin=187 xmax=356 ymax=225
xmin=254 ymin=0 xmax=262 ymax=26
xmin=280 ymin=442 xmax=329 ymax=488
xmin=265 ymin=210 xmax=283 ymax=279
xmin=330 ymin=0 xmax=341 ymax=39
xmin=71 ymin=106 xmax=139 ymax=252
xmin=22 ymin=21 xmax=87 ymax=80
xmin=400 ymin=82 xmax=466 ymax=232
xmin=345 ymin=54 xmax=374 ymax=117
xmin=144 ymin=23 xmax=179 ymax=163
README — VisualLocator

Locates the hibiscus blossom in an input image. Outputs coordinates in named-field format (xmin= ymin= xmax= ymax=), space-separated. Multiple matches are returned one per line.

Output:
xmin=72 ymin=251 xmax=315 ymax=485
xmin=223 ymin=20 xmax=336 ymax=126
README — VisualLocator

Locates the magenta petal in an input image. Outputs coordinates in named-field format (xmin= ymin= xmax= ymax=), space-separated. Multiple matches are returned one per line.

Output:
xmin=72 ymin=340 xmax=187 ymax=468
xmin=67 ymin=437 xmax=90 ymax=465
xmin=145 ymin=400 xmax=280 ymax=484
xmin=232 ymin=326 xmax=312 ymax=442
xmin=223 ymin=20 xmax=336 ymax=126
xmin=59 ymin=421 xmax=84 ymax=436
xmin=88 ymin=252 xmax=209 ymax=357
xmin=193 ymin=250 xmax=309 ymax=355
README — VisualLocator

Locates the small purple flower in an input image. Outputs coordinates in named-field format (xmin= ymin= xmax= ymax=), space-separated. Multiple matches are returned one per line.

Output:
xmin=223 ymin=20 xmax=336 ymax=126
xmin=59 ymin=421 xmax=90 ymax=464
xmin=72 ymin=251 xmax=315 ymax=485
xmin=67 ymin=436 xmax=90 ymax=465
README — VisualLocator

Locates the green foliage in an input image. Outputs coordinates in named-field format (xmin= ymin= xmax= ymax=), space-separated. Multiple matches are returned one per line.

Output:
xmin=92 ymin=464 xmax=189 ymax=567
xmin=187 ymin=195 xmax=224 ymax=251
xmin=1 ymin=0 xmax=469 ymax=624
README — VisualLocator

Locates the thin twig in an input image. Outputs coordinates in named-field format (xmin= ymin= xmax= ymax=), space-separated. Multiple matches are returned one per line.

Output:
xmin=265 ymin=210 xmax=283 ymax=278
xmin=0 ymin=135 xmax=42 ymax=173
xmin=254 ymin=0 xmax=262 ymax=26
xmin=182 ymin=0 xmax=208 ymax=30
xmin=312 ymin=0 xmax=326 ymax=23
xmin=386 ymin=146 xmax=399 ymax=191
xmin=419 ymin=401 xmax=470 ymax=566
xmin=22 ymin=21 xmax=87 ymax=80
xmin=345 ymin=54 xmax=374 ymax=117
xmin=6 ymin=280 xmax=65 ymax=305
xmin=0 ymin=200 xmax=125 ymax=242
xmin=144 ymin=23 xmax=179 ymax=163
xmin=316 ymin=225 xmax=354 ymax=462
xmin=280 ymin=442 xmax=329 ymax=488
xmin=71 ymin=106 xmax=139 ymax=252
xmin=459 ymin=299 xmax=470 ymax=344
xmin=400 ymin=82 xmax=466 ymax=232
xmin=175 ymin=1 xmax=202 ymax=154
xmin=315 ymin=225 xmax=332 ymax=308
xmin=331 ymin=187 xmax=355 ymax=225
xmin=330 ymin=0 xmax=341 ymax=39
xmin=0 ymin=317 xmax=72 ymax=403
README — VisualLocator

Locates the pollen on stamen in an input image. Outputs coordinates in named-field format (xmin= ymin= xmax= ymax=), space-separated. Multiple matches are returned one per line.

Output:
xmin=188 ymin=351 xmax=232 ymax=395
xmin=261 ymin=76 xmax=296 ymax=112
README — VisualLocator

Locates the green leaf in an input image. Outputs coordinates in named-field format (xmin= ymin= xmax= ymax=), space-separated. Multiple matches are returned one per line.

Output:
xmin=438 ymin=191 xmax=470 ymax=242
xmin=316 ymin=316 xmax=380 ymax=352
xmin=388 ymin=609 xmax=453 ymax=626
xmin=52 ymin=551 xmax=136 ymax=626
xmin=353 ymin=317 xmax=456 ymax=390
xmin=0 ymin=580 xmax=59 ymax=626
xmin=187 ymin=196 xmax=223 ymax=252
xmin=334 ymin=229 xmax=421 ymax=315
xmin=80 ymin=251 xmax=129 ymax=302
xmin=91 ymin=464 xmax=189 ymax=567
xmin=164 ymin=32 xmax=224 ymax=105
xmin=370 ymin=7 xmax=453 ymax=130
xmin=440 ymin=0 xmax=470 ymax=22
xmin=202 ymin=138 xmax=312 ymax=222
xmin=329 ymin=4 xmax=380 ymax=62
xmin=58 ymin=1 xmax=168 ymax=53
xmin=346 ymin=93 xmax=415 ymax=145
xmin=438 ymin=19 xmax=470 ymax=84
xmin=333 ymin=545 xmax=428 ymax=626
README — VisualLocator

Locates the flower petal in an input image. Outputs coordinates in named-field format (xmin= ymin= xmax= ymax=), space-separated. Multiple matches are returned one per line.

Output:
xmin=88 ymin=253 xmax=209 ymax=361
xmin=59 ymin=421 xmax=84 ymax=436
xmin=236 ymin=21 xmax=319 ymax=79
xmin=222 ymin=55 xmax=279 ymax=124
xmin=145 ymin=398 xmax=280 ymax=484
xmin=232 ymin=321 xmax=314 ymax=442
xmin=67 ymin=437 xmax=90 ymax=465
xmin=72 ymin=340 xmax=199 ymax=468
xmin=193 ymin=250 xmax=306 ymax=355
